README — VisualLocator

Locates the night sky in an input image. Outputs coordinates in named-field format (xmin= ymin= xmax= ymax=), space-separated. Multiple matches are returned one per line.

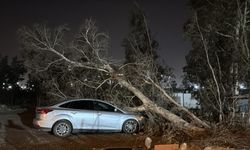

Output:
xmin=0 ymin=0 xmax=191 ymax=84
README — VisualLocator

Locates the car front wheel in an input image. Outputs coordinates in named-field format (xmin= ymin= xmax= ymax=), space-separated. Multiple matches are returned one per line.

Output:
xmin=52 ymin=120 xmax=72 ymax=137
xmin=122 ymin=119 xmax=138 ymax=134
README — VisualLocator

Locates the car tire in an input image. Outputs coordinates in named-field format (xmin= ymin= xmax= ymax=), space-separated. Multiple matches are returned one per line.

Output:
xmin=52 ymin=120 xmax=72 ymax=137
xmin=122 ymin=119 xmax=138 ymax=134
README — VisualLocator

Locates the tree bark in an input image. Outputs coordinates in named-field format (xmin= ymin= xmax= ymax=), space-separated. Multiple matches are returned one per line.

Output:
xmin=116 ymin=77 xmax=207 ymax=134
xmin=195 ymin=13 xmax=223 ymax=122
xmin=248 ymin=91 xmax=250 ymax=124
xmin=148 ymin=78 xmax=210 ymax=128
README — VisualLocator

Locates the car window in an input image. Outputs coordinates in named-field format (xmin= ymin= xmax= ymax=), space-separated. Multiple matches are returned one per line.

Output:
xmin=59 ymin=102 xmax=71 ymax=108
xmin=59 ymin=100 xmax=93 ymax=110
xmin=94 ymin=101 xmax=116 ymax=112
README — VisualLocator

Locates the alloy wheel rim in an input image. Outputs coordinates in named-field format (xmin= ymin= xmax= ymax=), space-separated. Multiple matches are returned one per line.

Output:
xmin=56 ymin=123 xmax=69 ymax=136
xmin=124 ymin=120 xmax=137 ymax=133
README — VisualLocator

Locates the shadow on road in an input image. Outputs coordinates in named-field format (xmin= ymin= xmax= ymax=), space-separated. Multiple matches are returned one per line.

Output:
xmin=17 ymin=107 xmax=35 ymax=128
xmin=6 ymin=120 xmax=24 ymax=130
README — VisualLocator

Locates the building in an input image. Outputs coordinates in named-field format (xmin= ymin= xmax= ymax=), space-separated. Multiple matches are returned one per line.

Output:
xmin=174 ymin=92 xmax=200 ymax=109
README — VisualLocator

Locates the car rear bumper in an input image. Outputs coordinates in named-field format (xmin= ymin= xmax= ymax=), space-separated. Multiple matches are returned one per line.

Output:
xmin=33 ymin=119 xmax=51 ymax=132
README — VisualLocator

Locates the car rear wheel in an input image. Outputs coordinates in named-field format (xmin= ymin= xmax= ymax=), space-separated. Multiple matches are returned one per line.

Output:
xmin=52 ymin=120 xmax=72 ymax=137
xmin=122 ymin=119 xmax=138 ymax=134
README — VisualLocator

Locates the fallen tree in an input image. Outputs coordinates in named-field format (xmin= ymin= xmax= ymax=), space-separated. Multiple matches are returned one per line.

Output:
xmin=18 ymin=19 xmax=209 ymax=134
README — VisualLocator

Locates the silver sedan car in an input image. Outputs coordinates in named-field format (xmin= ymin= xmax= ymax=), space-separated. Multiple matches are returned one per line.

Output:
xmin=33 ymin=99 xmax=144 ymax=137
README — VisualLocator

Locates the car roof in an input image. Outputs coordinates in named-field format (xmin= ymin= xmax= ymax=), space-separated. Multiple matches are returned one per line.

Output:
xmin=53 ymin=99 xmax=127 ymax=113
xmin=55 ymin=99 xmax=109 ymax=105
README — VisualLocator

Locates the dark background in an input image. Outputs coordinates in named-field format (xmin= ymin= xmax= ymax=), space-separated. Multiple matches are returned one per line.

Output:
xmin=0 ymin=0 xmax=191 ymax=84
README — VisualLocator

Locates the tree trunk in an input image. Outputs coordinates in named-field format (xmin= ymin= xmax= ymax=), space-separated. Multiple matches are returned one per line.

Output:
xmin=248 ymin=91 xmax=250 ymax=124
xmin=148 ymin=78 xmax=210 ymax=128
xmin=195 ymin=13 xmax=223 ymax=122
xmin=116 ymin=77 xmax=208 ymax=134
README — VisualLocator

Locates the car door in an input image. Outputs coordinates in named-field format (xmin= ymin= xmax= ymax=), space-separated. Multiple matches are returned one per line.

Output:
xmin=93 ymin=101 xmax=122 ymax=130
xmin=65 ymin=100 xmax=98 ymax=130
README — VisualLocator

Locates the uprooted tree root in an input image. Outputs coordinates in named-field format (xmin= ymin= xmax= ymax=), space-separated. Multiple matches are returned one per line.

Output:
xmin=152 ymin=123 xmax=250 ymax=149
xmin=187 ymin=124 xmax=250 ymax=149
xmin=142 ymin=120 xmax=194 ymax=144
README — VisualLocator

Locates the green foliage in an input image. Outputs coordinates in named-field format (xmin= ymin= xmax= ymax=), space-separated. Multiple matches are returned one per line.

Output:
xmin=183 ymin=0 xmax=247 ymax=120
xmin=122 ymin=3 xmax=174 ymax=87
xmin=123 ymin=4 xmax=158 ymax=63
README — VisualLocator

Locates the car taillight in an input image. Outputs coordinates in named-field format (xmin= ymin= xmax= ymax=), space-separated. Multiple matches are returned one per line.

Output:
xmin=36 ymin=108 xmax=53 ymax=114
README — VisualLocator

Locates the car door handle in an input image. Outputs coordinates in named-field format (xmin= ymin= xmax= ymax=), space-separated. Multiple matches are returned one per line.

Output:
xmin=71 ymin=112 xmax=77 ymax=114
xmin=98 ymin=112 xmax=102 ymax=115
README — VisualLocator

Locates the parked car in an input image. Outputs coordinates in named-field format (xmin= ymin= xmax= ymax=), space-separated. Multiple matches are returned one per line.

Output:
xmin=33 ymin=99 xmax=144 ymax=137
